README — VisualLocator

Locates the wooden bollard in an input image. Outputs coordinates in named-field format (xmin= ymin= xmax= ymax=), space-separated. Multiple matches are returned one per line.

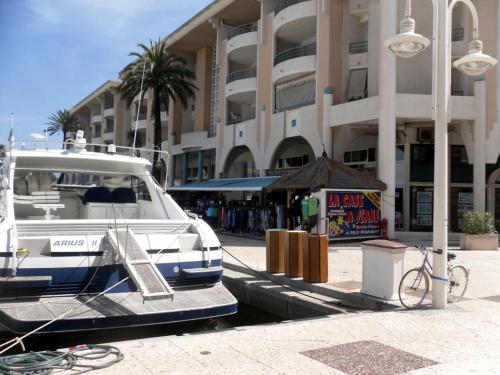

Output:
xmin=284 ymin=230 xmax=306 ymax=278
xmin=266 ymin=229 xmax=286 ymax=273
xmin=303 ymin=234 xmax=328 ymax=283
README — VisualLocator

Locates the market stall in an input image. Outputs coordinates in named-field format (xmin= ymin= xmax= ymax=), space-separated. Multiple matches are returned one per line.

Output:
xmin=266 ymin=153 xmax=387 ymax=240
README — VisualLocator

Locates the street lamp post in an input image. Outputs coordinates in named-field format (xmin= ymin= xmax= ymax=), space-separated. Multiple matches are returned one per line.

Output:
xmin=385 ymin=0 xmax=496 ymax=308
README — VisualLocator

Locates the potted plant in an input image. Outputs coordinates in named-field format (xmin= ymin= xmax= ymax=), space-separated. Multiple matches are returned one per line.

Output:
xmin=460 ymin=211 xmax=498 ymax=251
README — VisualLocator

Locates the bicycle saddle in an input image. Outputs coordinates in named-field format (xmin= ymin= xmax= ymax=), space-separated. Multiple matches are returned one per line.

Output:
xmin=448 ymin=253 xmax=456 ymax=261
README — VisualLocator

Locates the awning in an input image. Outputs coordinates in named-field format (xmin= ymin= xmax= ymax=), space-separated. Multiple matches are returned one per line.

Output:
xmin=166 ymin=177 xmax=278 ymax=192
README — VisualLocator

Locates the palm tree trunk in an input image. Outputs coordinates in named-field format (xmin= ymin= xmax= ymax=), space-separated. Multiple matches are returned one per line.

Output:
xmin=153 ymin=89 xmax=163 ymax=182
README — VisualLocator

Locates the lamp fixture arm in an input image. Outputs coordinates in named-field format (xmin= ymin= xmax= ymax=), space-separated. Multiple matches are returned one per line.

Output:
xmin=405 ymin=0 xmax=479 ymax=40
xmin=448 ymin=0 xmax=479 ymax=40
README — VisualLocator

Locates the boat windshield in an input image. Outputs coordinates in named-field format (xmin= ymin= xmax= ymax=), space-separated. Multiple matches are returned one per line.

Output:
xmin=13 ymin=169 xmax=154 ymax=221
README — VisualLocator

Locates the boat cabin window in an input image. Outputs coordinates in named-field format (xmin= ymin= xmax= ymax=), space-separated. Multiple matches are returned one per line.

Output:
xmin=13 ymin=169 xmax=156 ymax=220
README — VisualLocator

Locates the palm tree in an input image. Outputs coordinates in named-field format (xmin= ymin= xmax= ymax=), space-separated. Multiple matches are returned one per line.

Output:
xmin=119 ymin=38 xmax=196 ymax=181
xmin=46 ymin=109 xmax=80 ymax=144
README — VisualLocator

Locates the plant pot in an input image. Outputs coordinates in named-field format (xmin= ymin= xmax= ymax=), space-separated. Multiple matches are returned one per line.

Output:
xmin=460 ymin=233 xmax=498 ymax=251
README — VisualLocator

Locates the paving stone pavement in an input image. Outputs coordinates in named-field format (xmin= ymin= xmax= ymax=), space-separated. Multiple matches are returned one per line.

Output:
xmin=98 ymin=234 xmax=500 ymax=374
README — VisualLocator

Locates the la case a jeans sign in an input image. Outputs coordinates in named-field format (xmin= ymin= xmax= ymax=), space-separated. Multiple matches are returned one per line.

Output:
xmin=326 ymin=191 xmax=382 ymax=240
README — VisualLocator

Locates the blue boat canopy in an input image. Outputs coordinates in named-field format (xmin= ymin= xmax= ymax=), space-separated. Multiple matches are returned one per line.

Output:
xmin=166 ymin=177 xmax=278 ymax=192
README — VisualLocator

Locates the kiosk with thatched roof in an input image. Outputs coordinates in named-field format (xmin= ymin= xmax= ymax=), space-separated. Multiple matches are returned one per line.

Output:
xmin=267 ymin=153 xmax=386 ymax=240
xmin=266 ymin=153 xmax=386 ymax=192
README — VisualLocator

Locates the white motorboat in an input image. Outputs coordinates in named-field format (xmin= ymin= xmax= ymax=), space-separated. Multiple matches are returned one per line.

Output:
xmin=0 ymin=132 xmax=237 ymax=334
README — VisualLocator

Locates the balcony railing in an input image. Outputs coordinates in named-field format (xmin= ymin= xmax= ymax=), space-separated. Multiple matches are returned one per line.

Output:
xmin=349 ymin=41 xmax=368 ymax=54
xmin=452 ymin=27 xmax=464 ymax=42
xmin=227 ymin=23 xmax=258 ymax=40
xmin=226 ymin=68 xmax=257 ymax=84
xmin=275 ymin=0 xmax=309 ymax=16
xmin=274 ymin=42 xmax=316 ymax=66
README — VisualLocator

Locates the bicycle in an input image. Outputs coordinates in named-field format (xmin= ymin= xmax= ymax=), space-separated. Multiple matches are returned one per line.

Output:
xmin=398 ymin=245 xmax=469 ymax=309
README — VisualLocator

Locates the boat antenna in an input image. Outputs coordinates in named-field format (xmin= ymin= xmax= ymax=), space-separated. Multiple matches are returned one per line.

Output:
xmin=132 ymin=61 xmax=147 ymax=155
xmin=8 ymin=113 xmax=14 ymax=159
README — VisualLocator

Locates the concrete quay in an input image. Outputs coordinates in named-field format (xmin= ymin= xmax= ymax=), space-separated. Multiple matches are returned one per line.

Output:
xmin=96 ymin=234 xmax=500 ymax=374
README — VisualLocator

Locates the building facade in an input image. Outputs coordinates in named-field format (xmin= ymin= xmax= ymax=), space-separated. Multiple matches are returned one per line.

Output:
xmin=71 ymin=0 xmax=500 ymax=237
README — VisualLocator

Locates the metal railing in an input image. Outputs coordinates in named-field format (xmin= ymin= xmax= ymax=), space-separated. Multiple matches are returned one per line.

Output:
xmin=349 ymin=41 xmax=368 ymax=54
xmin=274 ymin=42 xmax=316 ymax=66
xmin=226 ymin=68 xmax=257 ymax=84
xmin=227 ymin=23 xmax=258 ymax=40
xmin=452 ymin=27 xmax=464 ymax=42
xmin=275 ymin=0 xmax=309 ymax=16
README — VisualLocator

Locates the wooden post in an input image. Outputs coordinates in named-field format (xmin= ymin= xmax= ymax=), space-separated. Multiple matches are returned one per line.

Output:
xmin=284 ymin=230 xmax=306 ymax=278
xmin=266 ymin=229 xmax=286 ymax=273
xmin=303 ymin=234 xmax=328 ymax=283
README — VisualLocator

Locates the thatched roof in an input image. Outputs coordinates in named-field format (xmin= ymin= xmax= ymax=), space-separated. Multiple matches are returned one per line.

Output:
xmin=266 ymin=155 xmax=387 ymax=191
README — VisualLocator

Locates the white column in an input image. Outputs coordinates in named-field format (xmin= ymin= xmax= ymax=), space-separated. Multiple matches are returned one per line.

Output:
xmin=432 ymin=0 xmax=450 ymax=309
xmin=323 ymin=87 xmax=333 ymax=157
xmin=259 ymin=107 xmax=267 ymax=177
xmin=378 ymin=0 xmax=397 ymax=239
xmin=473 ymin=77 xmax=486 ymax=212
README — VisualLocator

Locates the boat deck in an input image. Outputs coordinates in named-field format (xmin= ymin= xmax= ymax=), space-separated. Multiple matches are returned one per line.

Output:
xmin=0 ymin=284 xmax=237 ymax=334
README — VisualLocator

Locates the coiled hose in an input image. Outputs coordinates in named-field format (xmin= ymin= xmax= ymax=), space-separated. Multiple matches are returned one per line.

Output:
xmin=0 ymin=344 xmax=123 ymax=374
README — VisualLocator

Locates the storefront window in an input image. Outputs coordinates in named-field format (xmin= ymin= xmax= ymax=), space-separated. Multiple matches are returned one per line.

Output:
xmin=450 ymin=145 xmax=472 ymax=183
xmin=203 ymin=149 xmax=216 ymax=180
xmin=410 ymin=186 xmax=433 ymax=231
xmin=450 ymin=188 xmax=473 ymax=232
xmin=187 ymin=152 xmax=198 ymax=183
xmin=410 ymin=144 xmax=434 ymax=182
xmin=278 ymin=155 xmax=309 ymax=169
xmin=173 ymin=155 xmax=183 ymax=186
xmin=396 ymin=145 xmax=404 ymax=161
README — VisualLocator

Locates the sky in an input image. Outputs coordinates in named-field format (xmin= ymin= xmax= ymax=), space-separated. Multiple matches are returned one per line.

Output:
xmin=0 ymin=0 xmax=212 ymax=145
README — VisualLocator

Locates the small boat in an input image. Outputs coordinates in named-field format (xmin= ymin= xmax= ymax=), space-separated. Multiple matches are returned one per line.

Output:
xmin=0 ymin=131 xmax=237 ymax=334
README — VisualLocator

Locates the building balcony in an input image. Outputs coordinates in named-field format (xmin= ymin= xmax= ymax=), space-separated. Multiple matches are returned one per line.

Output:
xmin=349 ymin=0 xmax=368 ymax=23
xmin=102 ymin=132 xmax=114 ymax=141
xmin=274 ymin=0 xmax=317 ymax=44
xmin=152 ymin=112 xmax=169 ymax=124
xmin=179 ymin=131 xmax=208 ymax=150
xmin=225 ymin=68 xmax=257 ymax=100
xmin=273 ymin=43 xmax=316 ymax=84
xmin=134 ymin=119 xmax=147 ymax=130
xmin=349 ymin=41 xmax=368 ymax=69
xmin=227 ymin=24 xmax=258 ymax=61
xmin=91 ymin=137 xmax=102 ymax=144
xmin=91 ymin=114 xmax=102 ymax=124
xmin=103 ymin=108 xmax=114 ymax=118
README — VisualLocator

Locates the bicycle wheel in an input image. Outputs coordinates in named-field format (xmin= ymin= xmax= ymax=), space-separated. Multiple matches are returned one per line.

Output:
xmin=448 ymin=265 xmax=468 ymax=303
xmin=399 ymin=268 xmax=430 ymax=309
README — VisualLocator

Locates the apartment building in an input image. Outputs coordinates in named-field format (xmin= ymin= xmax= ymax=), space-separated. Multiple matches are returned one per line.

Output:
xmin=71 ymin=0 xmax=500 ymax=237
xmin=71 ymin=81 xmax=169 ymax=151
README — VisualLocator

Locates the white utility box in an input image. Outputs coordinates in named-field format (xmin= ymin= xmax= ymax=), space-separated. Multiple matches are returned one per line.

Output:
xmin=360 ymin=239 xmax=407 ymax=300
